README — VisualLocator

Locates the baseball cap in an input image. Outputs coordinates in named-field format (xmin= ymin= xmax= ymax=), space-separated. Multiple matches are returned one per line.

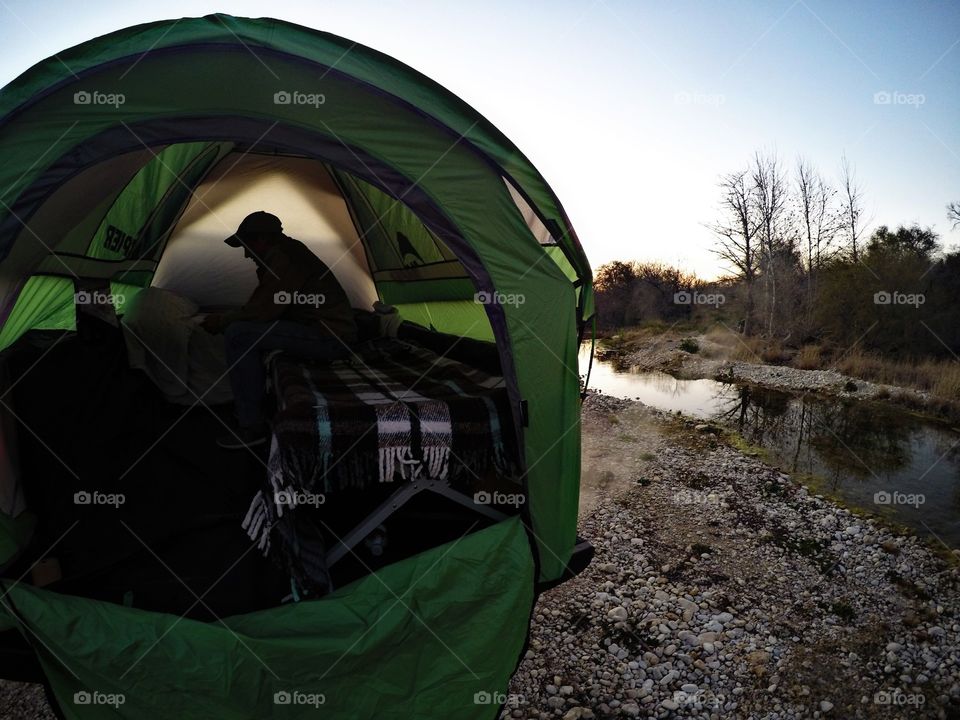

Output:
xmin=224 ymin=211 xmax=283 ymax=247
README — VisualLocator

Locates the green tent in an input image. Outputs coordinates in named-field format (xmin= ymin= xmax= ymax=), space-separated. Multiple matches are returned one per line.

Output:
xmin=0 ymin=14 xmax=594 ymax=719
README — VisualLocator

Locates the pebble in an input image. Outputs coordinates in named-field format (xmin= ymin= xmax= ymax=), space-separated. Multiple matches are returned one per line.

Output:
xmin=607 ymin=606 xmax=628 ymax=622
xmin=497 ymin=394 xmax=960 ymax=720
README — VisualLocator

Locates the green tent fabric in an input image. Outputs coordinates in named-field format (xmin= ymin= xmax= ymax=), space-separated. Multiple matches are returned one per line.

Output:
xmin=1 ymin=519 xmax=534 ymax=720
xmin=0 ymin=14 xmax=594 ymax=719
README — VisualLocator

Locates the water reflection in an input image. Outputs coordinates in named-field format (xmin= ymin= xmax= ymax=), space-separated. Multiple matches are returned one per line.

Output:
xmin=582 ymin=345 xmax=960 ymax=546
xmin=715 ymin=386 xmax=912 ymax=482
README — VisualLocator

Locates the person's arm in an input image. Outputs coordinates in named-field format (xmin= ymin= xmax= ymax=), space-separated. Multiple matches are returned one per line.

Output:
xmin=222 ymin=249 xmax=311 ymax=325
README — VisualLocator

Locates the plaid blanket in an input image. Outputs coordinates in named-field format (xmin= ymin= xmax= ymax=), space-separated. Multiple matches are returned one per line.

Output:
xmin=242 ymin=337 xmax=517 ymax=596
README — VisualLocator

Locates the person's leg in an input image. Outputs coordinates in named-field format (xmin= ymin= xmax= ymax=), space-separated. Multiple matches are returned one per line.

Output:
xmin=221 ymin=321 xmax=350 ymax=446
xmin=223 ymin=321 xmax=276 ymax=435
xmin=263 ymin=323 xmax=351 ymax=364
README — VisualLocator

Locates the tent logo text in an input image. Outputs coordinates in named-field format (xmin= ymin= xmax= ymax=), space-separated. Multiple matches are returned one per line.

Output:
xmin=273 ymin=90 xmax=326 ymax=108
xmin=73 ymin=90 xmax=125 ymax=108
xmin=103 ymin=224 xmax=135 ymax=254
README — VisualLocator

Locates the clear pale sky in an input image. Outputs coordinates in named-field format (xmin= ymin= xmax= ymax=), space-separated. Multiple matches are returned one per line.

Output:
xmin=1 ymin=0 xmax=958 ymax=279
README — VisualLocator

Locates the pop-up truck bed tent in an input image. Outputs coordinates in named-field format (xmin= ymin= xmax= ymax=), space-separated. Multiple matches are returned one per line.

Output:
xmin=0 ymin=14 xmax=595 ymax=719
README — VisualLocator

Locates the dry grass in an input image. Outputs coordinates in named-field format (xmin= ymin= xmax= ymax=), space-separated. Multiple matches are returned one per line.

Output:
xmin=928 ymin=361 xmax=960 ymax=399
xmin=794 ymin=344 xmax=823 ymax=370
xmin=729 ymin=335 xmax=768 ymax=362
xmin=759 ymin=342 xmax=790 ymax=364
xmin=834 ymin=349 xmax=960 ymax=401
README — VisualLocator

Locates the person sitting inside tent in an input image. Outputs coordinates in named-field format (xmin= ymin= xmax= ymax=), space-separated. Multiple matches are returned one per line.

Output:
xmin=201 ymin=211 xmax=357 ymax=449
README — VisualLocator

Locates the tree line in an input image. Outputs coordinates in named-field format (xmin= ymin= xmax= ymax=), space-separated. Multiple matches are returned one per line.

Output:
xmin=593 ymin=150 xmax=960 ymax=361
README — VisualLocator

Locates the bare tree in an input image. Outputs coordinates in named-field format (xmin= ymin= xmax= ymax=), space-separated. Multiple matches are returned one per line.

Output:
xmin=948 ymin=200 xmax=960 ymax=229
xmin=795 ymin=156 xmax=839 ymax=295
xmin=840 ymin=153 xmax=866 ymax=263
xmin=709 ymin=169 xmax=759 ymax=334
xmin=752 ymin=151 xmax=791 ymax=335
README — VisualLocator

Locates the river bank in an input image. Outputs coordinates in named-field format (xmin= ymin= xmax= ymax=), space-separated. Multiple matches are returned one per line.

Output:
xmin=598 ymin=330 xmax=960 ymax=425
xmin=506 ymin=393 xmax=960 ymax=719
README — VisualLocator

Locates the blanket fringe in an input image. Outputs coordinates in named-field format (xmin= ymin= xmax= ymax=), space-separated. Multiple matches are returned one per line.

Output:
xmin=378 ymin=445 xmax=451 ymax=483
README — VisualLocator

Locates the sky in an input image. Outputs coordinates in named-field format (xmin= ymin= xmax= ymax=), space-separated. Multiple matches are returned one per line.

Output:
xmin=0 ymin=0 xmax=958 ymax=279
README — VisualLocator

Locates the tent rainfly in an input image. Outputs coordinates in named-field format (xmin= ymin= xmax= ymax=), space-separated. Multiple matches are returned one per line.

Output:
xmin=0 ymin=14 xmax=594 ymax=720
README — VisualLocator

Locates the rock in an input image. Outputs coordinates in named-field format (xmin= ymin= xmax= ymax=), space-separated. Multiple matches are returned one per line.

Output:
xmin=819 ymin=515 xmax=838 ymax=530
xmin=607 ymin=606 xmax=628 ymax=622
xmin=621 ymin=702 xmax=640 ymax=716
xmin=660 ymin=699 xmax=679 ymax=711
xmin=559 ymin=686 xmax=574 ymax=696
xmin=820 ymin=700 xmax=834 ymax=712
